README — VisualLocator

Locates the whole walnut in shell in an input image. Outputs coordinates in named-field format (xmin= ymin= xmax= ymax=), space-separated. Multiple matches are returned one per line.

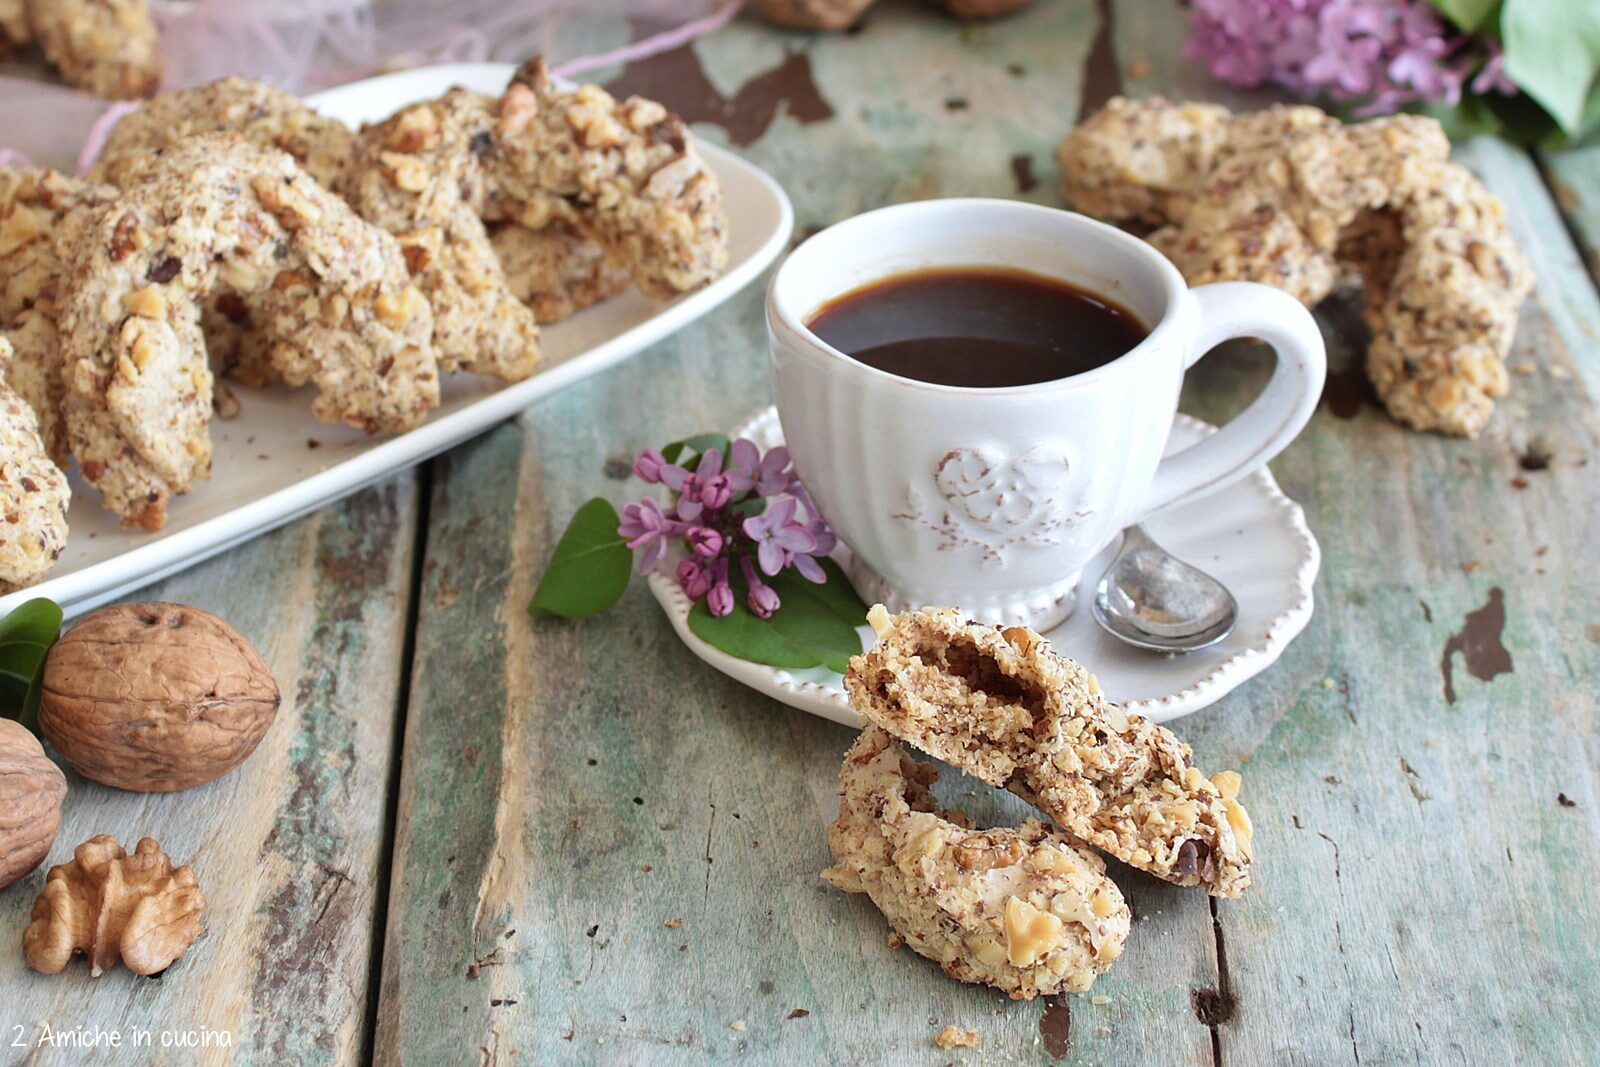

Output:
xmin=24 ymin=835 xmax=205 ymax=977
xmin=39 ymin=603 xmax=280 ymax=792
xmin=0 ymin=719 xmax=66 ymax=888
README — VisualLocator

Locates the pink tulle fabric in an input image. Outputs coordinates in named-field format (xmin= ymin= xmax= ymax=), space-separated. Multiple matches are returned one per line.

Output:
xmin=0 ymin=0 xmax=742 ymax=170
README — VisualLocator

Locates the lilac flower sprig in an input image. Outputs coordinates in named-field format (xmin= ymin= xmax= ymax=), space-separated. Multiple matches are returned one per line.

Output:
xmin=1185 ymin=0 xmax=1503 ymax=115
xmin=1181 ymin=0 xmax=1600 ymax=146
xmin=531 ymin=433 xmax=869 ymax=673
xmin=624 ymin=438 xmax=838 ymax=618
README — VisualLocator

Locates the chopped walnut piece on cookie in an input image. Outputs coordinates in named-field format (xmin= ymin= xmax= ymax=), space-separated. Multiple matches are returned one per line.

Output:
xmin=822 ymin=727 xmax=1131 ymax=999
xmin=845 ymin=607 xmax=1254 ymax=897
xmin=1058 ymin=98 xmax=1532 ymax=437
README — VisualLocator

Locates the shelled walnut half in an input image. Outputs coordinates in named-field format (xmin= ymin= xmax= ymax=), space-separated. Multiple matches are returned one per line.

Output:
xmin=24 ymin=835 xmax=205 ymax=977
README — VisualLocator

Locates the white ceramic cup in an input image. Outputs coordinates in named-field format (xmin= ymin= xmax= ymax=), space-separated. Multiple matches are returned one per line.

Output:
xmin=767 ymin=198 xmax=1326 ymax=630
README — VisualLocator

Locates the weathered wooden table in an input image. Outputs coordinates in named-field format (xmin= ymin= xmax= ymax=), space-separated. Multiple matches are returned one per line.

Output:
xmin=3 ymin=2 xmax=1598 ymax=1062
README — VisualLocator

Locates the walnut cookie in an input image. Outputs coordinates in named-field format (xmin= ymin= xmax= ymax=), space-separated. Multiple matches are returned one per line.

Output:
xmin=57 ymin=135 xmax=437 ymax=529
xmin=0 ymin=165 xmax=121 ymax=460
xmin=1058 ymin=97 xmax=1532 ymax=437
xmin=341 ymin=87 xmax=543 ymax=383
xmin=341 ymin=58 xmax=730 ymax=374
xmin=845 ymin=607 xmax=1254 ymax=897
xmin=822 ymin=726 xmax=1131 ymax=999
xmin=487 ymin=59 xmax=729 ymax=302
xmin=489 ymin=220 xmax=632 ymax=324
xmin=0 ymin=335 xmax=69 ymax=592
xmin=0 ymin=0 xmax=161 ymax=100
xmin=88 ymin=75 xmax=356 ymax=190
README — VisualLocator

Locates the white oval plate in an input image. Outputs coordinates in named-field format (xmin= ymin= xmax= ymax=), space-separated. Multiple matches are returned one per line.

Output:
xmin=1 ymin=63 xmax=793 ymax=620
xmin=649 ymin=407 xmax=1319 ymax=724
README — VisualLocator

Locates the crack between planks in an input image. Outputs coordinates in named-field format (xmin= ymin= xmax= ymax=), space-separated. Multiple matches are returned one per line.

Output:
xmin=1207 ymin=896 xmax=1233 ymax=1067
xmin=703 ymin=787 xmax=717 ymax=907
xmin=1316 ymin=830 xmax=1364 ymax=1066
xmin=358 ymin=460 xmax=434 ymax=1062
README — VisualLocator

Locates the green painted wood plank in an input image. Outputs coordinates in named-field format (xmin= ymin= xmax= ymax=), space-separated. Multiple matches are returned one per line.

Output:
xmin=1534 ymin=143 xmax=1600 ymax=404
xmin=0 ymin=478 xmax=418 ymax=1065
xmin=378 ymin=4 xmax=1227 ymax=1064
xmin=1117 ymin=4 xmax=1600 ymax=1064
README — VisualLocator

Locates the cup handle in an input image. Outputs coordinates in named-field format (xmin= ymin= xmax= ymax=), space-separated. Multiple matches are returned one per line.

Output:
xmin=1133 ymin=281 xmax=1327 ymax=520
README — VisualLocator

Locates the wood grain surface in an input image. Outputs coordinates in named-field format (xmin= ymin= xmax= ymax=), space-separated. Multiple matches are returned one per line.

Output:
xmin=2 ymin=2 xmax=1597 ymax=1064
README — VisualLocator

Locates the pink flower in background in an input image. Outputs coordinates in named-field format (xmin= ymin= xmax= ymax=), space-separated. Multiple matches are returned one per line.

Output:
xmin=1185 ymin=0 xmax=1511 ymax=115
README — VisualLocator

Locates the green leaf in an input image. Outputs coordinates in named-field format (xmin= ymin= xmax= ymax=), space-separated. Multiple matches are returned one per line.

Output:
xmin=1426 ymin=0 xmax=1500 ymax=32
xmin=529 ymin=498 xmax=633 ymax=618
xmin=0 ymin=598 xmax=62 ymax=733
xmin=687 ymin=558 xmax=868 ymax=675
xmin=1502 ymin=0 xmax=1600 ymax=136
xmin=661 ymin=433 xmax=732 ymax=466
xmin=791 ymin=556 xmax=870 ymax=628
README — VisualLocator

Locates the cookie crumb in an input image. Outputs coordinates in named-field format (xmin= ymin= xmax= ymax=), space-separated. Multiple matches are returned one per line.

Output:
xmin=664 ymin=917 xmax=683 ymax=929
xmin=729 ymin=1020 xmax=747 ymax=1032
xmin=1092 ymin=995 xmax=1111 ymax=1006
xmin=934 ymin=1026 xmax=979 ymax=1049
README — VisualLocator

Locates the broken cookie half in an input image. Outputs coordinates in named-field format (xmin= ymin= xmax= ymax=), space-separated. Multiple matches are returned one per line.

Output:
xmin=845 ymin=606 xmax=1254 ymax=897
xmin=823 ymin=726 xmax=1130 ymax=998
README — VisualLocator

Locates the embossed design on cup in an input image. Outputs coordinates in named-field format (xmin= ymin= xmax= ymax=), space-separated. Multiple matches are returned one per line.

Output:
xmin=893 ymin=445 xmax=1088 ymax=566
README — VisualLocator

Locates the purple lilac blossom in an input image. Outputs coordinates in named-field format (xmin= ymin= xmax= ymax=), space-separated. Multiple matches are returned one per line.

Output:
xmin=742 ymin=496 xmax=818 ymax=577
xmin=741 ymin=557 xmax=782 ymax=619
xmin=789 ymin=519 xmax=838 ymax=583
xmin=633 ymin=448 xmax=667 ymax=483
xmin=1185 ymin=0 xmax=1510 ymax=115
xmin=620 ymin=441 xmax=842 ymax=617
xmin=618 ymin=498 xmax=676 ymax=574
xmin=706 ymin=557 xmax=735 ymax=617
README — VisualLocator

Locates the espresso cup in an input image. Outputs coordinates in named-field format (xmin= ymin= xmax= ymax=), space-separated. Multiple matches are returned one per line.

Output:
xmin=767 ymin=198 xmax=1326 ymax=630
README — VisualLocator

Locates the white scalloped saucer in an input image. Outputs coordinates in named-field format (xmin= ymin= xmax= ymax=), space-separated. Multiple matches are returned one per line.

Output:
xmin=647 ymin=407 xmax=1319 ymax=725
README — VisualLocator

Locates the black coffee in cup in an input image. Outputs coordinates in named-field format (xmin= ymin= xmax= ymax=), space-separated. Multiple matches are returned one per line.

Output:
xmin=806 ymin=265 xmax=1148 ymax=388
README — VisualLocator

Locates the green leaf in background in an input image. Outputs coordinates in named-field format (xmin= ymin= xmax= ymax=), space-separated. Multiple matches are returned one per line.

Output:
xmin=661 ymin=433 xmax=732 ymax=466
xmin=1502 ymin=0 xmax=1600 ymax=137
xmin=529 ymin=498 xmax=634 ymax=619
xmin=0 ymin=598 xmax=62 ymax=733
xmin=688 ymin=556 xmax=868 ymax=675
xmin=1426 ymin=0 xmax=1500 ymax=32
